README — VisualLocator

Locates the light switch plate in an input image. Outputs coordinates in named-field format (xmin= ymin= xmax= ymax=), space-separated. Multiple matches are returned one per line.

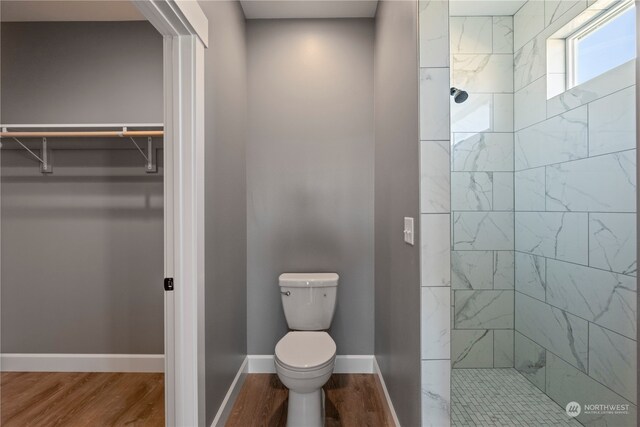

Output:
xmin=404 ymin=217 xmax=414 ymax=245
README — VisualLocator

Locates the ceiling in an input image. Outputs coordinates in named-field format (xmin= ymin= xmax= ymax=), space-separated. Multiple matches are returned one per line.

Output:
xmin=0 ymin=1 xmax=144 ymax=22
xmin=240 ymin=0 xmax=379 ymax=19
xmin=449 ymin=0 xmax=527 ymax=16
xmin=0 ymin=0 xmax=526 ymax=23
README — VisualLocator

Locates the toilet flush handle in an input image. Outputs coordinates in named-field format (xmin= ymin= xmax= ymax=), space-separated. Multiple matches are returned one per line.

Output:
xmin=281 ymin=290 xmax=291 ymax=296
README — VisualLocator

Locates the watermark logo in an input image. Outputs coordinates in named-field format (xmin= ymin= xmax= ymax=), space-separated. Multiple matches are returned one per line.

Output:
xmin=566 ymin=402 xmax=581 ymax=417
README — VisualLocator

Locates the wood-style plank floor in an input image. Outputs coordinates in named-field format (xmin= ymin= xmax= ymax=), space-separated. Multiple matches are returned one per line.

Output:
xmin=226 ymin=374 xmax=395 ymax=427
xmin=1 ymin=372 xmax=164 ymax=427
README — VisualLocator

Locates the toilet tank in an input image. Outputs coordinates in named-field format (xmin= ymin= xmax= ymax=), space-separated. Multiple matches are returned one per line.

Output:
xmin=279 ymin=273 xmax=338 ymax=331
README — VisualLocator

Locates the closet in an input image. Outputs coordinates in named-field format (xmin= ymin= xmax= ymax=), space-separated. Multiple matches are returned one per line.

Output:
xmin=0 ymin=18 xmax=166 ymax=425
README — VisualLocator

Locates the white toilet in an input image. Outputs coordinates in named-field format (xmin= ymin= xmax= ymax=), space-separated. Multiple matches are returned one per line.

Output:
xmin=275 ymin=272 xmax=338 ymax=427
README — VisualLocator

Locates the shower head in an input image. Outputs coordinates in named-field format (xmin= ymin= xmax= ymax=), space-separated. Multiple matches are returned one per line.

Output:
xmin=450 ymin=87 xmax=469 ymax=104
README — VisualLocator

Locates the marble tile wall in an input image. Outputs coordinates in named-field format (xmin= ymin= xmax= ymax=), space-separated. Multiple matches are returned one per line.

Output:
xmin=512 ymin=1 xmax=637 ymax=425
xmin=450 ymin=13 xmax=516 ymax=371
xmin=419 ymin=1 xmax=451 ymax=425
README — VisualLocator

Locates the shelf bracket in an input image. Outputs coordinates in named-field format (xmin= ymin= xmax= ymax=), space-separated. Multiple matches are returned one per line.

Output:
xmin=40 ymin=137 xmax=53 ymax=173
xmin=128 ymin=135 xmax=157 ymax=173
xmin=4 ymin=127 xmax=52 ymax=173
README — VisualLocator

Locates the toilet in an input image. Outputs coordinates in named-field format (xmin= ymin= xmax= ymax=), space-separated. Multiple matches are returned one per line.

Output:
xmin=275 ymin=272 xmax=338 ymax=427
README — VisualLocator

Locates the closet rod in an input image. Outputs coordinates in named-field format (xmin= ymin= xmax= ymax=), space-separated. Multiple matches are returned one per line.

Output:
xmin=0 ymin=130 xmax=163 ymax=138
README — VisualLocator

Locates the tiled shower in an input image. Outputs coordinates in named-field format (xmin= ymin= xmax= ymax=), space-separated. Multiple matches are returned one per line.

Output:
xmin=420 ymin=0 xmax=637 ymax=425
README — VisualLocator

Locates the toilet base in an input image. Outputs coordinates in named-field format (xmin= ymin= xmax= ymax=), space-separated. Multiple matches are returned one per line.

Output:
xmin=286 ymin=388 xmax=325 ymax=427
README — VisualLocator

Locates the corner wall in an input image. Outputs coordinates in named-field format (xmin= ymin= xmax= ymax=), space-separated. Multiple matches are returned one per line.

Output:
xmin=246 ymin=18 xmax=375 ymax=356
xmin=449 ymin=14 xmax=516 ymax=369
xmin=198 ymin=1 xmax=248 ymax=424
xmin=374 ymin=1 xmax=422 ymax=425
xmin=417 ymin=1 xmax=452 ymax=426
xmin=512 ymin=1 xmax=637 ymax=425
xmin=0 ymin=21 xmax=164 ymax=355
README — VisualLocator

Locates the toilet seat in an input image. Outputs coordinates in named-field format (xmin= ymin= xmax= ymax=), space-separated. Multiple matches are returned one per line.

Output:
xmin=275 ymin=331 xmax=336 ymax=371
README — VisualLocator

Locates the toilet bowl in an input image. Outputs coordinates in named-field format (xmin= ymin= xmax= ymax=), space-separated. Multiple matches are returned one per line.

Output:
xmin=275 ymin=331 xmax=336 ymax=427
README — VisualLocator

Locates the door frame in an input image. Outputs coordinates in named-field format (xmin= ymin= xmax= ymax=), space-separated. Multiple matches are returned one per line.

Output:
xmin=133 ymin=1 xmax=208 ymax=425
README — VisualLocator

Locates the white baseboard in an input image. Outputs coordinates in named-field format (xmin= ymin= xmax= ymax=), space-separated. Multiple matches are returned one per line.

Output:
xmin=0 ymin=353 xmax=164 ymax=372
xmin=210 ymin=357 xmax=248 ymax=427
xmin=374 ymin=356 xmax=401 ymax=427
xmin=247 ymin=354 xmax=375 ymax=374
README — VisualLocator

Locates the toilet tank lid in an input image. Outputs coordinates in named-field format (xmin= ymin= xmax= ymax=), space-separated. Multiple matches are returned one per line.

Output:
xmin=279 ymin=272 xmax=339 ymax=287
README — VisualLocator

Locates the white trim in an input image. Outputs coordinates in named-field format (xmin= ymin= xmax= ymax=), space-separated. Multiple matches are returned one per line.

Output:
xmin=174 ymin=0 xmax=209 ymax=46
xmin=373 ymin=357 xmax=401 ymax=427
xmin=134 ymin=1 xmax=208 ymax=426
xmin=210 ymin=358 xmax=249 ymax=427
xmin=246 ymin=355 xmax=375 ymax=374
xmin=0 ymin=354 xmax=164 ymax=373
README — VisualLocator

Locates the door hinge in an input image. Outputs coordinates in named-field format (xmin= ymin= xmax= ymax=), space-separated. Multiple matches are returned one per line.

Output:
xmin=164 ymin=277 xmax=174 ymax=291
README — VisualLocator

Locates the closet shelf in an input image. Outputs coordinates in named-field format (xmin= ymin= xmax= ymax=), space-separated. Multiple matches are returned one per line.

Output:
xmin=0 ymin=124 xmax=164 ymax=174
xmin=0 ymin=130 xmax=163 ymax=138
xmin=0 ymin=123 xmax=164 ymax=138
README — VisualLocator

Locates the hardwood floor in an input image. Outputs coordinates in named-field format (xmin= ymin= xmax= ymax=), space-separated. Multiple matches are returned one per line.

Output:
xmin=226 ymin=374 xmax=395 ymax=427
xmin=1 ymin=372 xmax=164 ymax=427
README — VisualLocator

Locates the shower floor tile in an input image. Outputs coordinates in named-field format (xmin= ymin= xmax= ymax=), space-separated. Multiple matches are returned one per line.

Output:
xmin=452 ymin=368 xmax=581 ymax=426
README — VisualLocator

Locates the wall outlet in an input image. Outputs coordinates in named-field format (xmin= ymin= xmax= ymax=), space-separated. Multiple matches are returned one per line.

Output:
xmin=404 ymin=217 xmax=414 ymax=245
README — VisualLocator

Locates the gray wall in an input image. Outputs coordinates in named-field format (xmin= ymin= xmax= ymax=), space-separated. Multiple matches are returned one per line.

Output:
xmin=1 ymin=21 xmax=163 ymax=124
xmin=0 ymin=22 xmax=164 ymax=354
xmin=246 ymin=18 xmax=375 ymax=355
xmin=199 ymin=1 xmax=248 ymax=425
xmin=374 ymin=1 xmax=421 ymax=426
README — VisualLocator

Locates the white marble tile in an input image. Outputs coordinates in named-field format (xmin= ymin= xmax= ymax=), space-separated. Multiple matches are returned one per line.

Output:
xmin=515 ymin=252 xmax=546 ymax=301
xmin=515 ymin=168 xmax=546 ymax=211
xmin=452 ymin=329 xmax=493 ymax=368
xmin=451 ymin=94 xmax=492 ymax=133
xmin=492 ymin=172 xmax=513 ymax=211
xmin=421 ymin=214 xmax=451 ymax=286
xmin=421 ymin=287 xmax=451 ymax=359
xmin=421 ymin=360 xmax=451 ymax=427
xmin=454 ymin=212 xmax=514 ymax=250
xmin=515 ymin=106 xmax=588 ymax=170
xmin=453 ymin=132 xmax=514 ymax=172
xmin=515 ymin=331 xmax=546 ymax=391
xmin=546 ymin=259 xmax=636 ymax=339
xmin=546 ymin=73 xmax=565 ymax=99
xmin=515 ymin=212 xmax=588 ymax=264
xmin=545 ymin=0 xmax=587 ymax=25
xmin=492 ymin=16 xmax=513 ymax=54
xmin=452 ymin=54 xmax=514 ymax=93
xmin=514 ymin=77 xmax=547 ymax=131
xmin=546 ymin=150 xmax=636 ymax=212
xmin=514 ymin=0 xmax=545 ymax=51
xmin=419 ymin=0 xmax=449 ymax=68
xmin=588 ymin=86 xmax=636 ymax=156
xmin=450 ymin=17 xmax=492 ymax=54
xmin=588 ymin=324 xmax=637 ymax=403
xmin=455 ymin=290 xmax=514 ymax=329
xmin=590 ymin=213 xmax=637 ymax=276
xmin=420 ymin=68 xmax=450 ymax=140
xmin=546 ymin=352 xmax=637 ymax=426
xmin=421 ymin=140 xmax=451 ymax=213
xmin=547 ymin=60 xmax=635 ymax=117
xmin=514 ymin=36 xmax=545 ymax=91
xmin=494 ymin=330 xmax=514 ymax=368
xmin=452 ymin=250 xmax=493 ymax=290
xmin=494 ymin=251 xmax=515 ymax=290
xmin=515 ymin=293 xmax=588 ymax=372
xmin=493 ymin=94 xmax=514 ymax=132
xmin=451 ymin=172 xmax=492 ymax=211
xmin=546 ymin=39 xmax=566 ymax=74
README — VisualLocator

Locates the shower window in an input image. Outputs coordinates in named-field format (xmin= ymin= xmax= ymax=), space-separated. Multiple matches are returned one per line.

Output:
xmin=566 ymin=1 xmax=636 ymax=87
